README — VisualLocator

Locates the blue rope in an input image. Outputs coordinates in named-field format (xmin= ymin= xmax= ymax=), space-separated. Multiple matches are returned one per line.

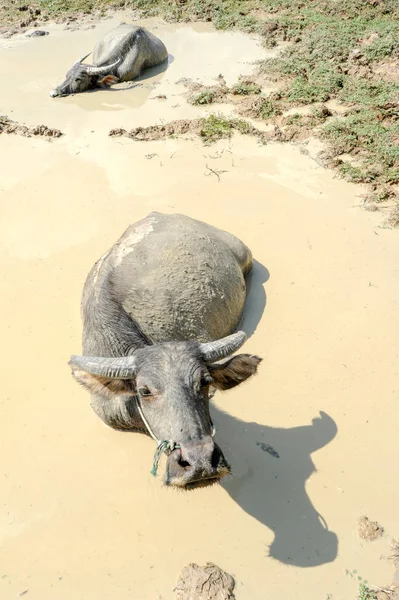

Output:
xmin=150 ymin=440 xmax=181 ymax=476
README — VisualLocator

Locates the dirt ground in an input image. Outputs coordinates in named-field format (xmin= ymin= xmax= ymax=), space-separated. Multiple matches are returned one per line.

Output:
xmin=0 ymin=116 xmax=63 ymax=137
xmin=0 ymin=13 xmax=399 ymax=600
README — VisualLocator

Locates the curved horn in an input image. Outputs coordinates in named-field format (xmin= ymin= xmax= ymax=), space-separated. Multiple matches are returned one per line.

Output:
xmin=199 ymin=331 xmax=247 ymax=363
xmin=69 ymin=354 xmax=136 ymax=379
xmin=73 ymin=53 xmax=91 ymax=67
xmin=87 ymin=58 xmax=121 ymax=75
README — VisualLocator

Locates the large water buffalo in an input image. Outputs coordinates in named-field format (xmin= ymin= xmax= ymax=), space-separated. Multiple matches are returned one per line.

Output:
xmin=69 ymin=212 xmax=261 ymax=489
xmin=50 ymin=24 xmax=168 ymax=97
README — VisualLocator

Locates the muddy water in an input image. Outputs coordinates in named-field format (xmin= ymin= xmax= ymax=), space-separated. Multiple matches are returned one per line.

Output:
xmin=1 ymin=16 xmax=399 ymax=600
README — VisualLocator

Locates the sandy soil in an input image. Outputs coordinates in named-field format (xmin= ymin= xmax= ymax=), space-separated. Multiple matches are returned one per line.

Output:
xmin=0 ymin=14 xmax=398 ymax=600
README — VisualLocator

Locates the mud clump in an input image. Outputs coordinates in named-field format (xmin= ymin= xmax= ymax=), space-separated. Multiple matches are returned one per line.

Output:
xmin=110 ymin=119 xmax=201 ymax=141
xmin=277 ymin=106 xmax=333 ymax=142
xmin=182 ymin=76 xmax=262 ymax=107
xmin=26 ymin=29 xmax=49 ymax=37
xmin=175 ymin=563 xmax=235 ymax=600
xmin=372 ymin=58 xmax=399 ymax=84
xmin=0 ymin=117 xmax=63 ymax=139
xmin=357 ymin=516 xmax=384 ymax=541
xmin=187 ymin=83 xmax=229 ymax=106
xmin=109 ymin=115 xmax=275 ymax=145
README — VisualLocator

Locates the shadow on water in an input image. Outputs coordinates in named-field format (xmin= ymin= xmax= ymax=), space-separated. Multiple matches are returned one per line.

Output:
xmin=240 ymin=259 xmax=269 ymax=338
xmin=137 ymin=54 xmax=174 ymax=81
xmin=214 ymin=408 xmax=338 ymax=567
xmin=216 ymin=259 xmax=338 ymax=567
xmin=103 ymin=54 xmax=174 ymax=91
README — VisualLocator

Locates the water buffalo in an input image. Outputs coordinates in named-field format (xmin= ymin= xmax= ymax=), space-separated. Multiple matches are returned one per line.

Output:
xmin=69 ymin=212 xmax=262 ymax=489
xmin=50 ymin=24 xmax=168 ymax=97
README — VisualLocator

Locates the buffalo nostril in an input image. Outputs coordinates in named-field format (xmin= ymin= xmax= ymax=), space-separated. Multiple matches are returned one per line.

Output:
xmin=211 ymin=446 xmax=222 ymax=469
xmin=178 ymin=458 xmax=191 ymax=469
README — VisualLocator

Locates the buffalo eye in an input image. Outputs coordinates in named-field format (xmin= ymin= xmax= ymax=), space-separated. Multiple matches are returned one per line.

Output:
xmin=138 ymin=386 xmax=153 ymax=398
xmin=200 ymin=375 xmax=212 ymax=389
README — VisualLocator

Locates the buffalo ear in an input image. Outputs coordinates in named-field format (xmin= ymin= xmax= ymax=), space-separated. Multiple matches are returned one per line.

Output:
xmin=98 ymin=74 xmax=119 ymax=87
xmin=208 ymin=354 xmax=262 ymax=391
xmin=70 ymin=366 xmax=135 ymax=400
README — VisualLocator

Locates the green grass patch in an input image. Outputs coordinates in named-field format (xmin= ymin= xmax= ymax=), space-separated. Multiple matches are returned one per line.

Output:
xmin=338 ymin=78 xmax=399 ymax=107
xmin=338 ymin=162 xmax=377 ymax=184
xmin=358 ymin=582 xmax=377 ymax=600
xmin=284 ymin=67 xmax=344 ymax=104
xmin=231 ymin=81 xmax=262 ymax=96
xmin=191 ymin=89 xmax=218 ymax=105
xmin=199 ymin=114 xmax=253 ymax=143
xmin=322 ymin=109 xmax=399 ymax=169
xmin=251 ymin=96 xmax=283 ymax=120
xmin=284 ymin=106 xmax=331 ymax=127
xmin=38 ymin=0 xmax=104 ymax=16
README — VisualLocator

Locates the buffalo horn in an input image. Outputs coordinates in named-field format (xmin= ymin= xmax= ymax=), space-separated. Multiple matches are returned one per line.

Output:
xmin=69 ymin=354 xmax=137 ymax=379
xmin=86 ymin=58 xmax=121 ymax=75
xmin=199 ymin=331 xmax=247 ymax=362
xmin=73 ymin=53 xmax=91 ymax=67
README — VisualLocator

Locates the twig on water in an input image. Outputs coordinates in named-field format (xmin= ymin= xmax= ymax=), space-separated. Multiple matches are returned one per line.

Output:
xmin=204 ymin=164 xmax=228 ymax=182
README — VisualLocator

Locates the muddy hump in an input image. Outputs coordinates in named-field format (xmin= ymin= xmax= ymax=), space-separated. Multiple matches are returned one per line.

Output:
xmin=175 ymin=563 xmax=235 ymax=600
xmin=357 ymin=516 xmax=384 ymax=541
xmin=0 ymin=116 xmax=63 ymax=138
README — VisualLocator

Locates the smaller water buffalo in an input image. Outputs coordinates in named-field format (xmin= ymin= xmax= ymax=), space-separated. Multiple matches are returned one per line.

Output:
xmin=69 ymin=212 xmax=262 ymax=490
xmin=50 ymin=24 xmax=168 ymax=98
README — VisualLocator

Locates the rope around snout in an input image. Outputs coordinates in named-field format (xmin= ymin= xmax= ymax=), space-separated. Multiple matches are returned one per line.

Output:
xmin=150 ymin=440 xmax=181 ymax=477
xmin=135 ymin=395 xmax=215 ymax=477
xmin=135 ymin=396 xmax=181 ymax=477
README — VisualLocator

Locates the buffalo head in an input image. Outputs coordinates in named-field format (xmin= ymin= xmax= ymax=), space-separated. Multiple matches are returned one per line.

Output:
xmin=69 ymin=332 xmax=262 ymax=490
xmin=49 ymin=54 xmax=121 ymax=97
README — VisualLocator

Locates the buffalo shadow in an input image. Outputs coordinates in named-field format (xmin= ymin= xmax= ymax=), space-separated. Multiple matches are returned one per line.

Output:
xmin=214 ymin=259 xmax=338 ymax=567
xmin=213 ymin=408 xmax=338 ymax=567
xmin=107 ymin=53 xmax=174 ymax=91
xmin=136 ymin=54 xmax=174 ymax=82
xmin=239 ymin=259 xmax=269 ymax=338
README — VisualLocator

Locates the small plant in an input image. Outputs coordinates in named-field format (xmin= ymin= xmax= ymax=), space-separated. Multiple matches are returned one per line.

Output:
xmin=338 ymin=162 xmax=377 ymax=184
xmin=231 ymin=81 xmax=261 ymax=96
xmin=284 ymin=113 xmax=303 ymax=126
xmin=191 ymin=89 xmax=217 ymax=105
xmin=358 ymin=582 xmax=377 ymax=600
xmin=310 ymin=105 xmax=332 ymax=123
xmin=199 ymin=114 xmax=252 ymax=144
xmin=345 ymin=569 xmax=378 ymax=600
xmin=200 ymin=115 xmax=234 ymax=143
xmin=283 ymin=106 xmax=331 ymax=129
xmin=255 ymin=97 xmax=282 ymax=120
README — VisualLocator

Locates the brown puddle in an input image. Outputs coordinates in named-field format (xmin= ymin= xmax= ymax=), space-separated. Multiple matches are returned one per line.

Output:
xmin=1 ymin=14 xmax=399 ymax=600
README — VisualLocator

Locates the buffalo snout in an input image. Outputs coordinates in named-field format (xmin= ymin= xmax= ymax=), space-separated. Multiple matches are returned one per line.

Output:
xmin=165 ymin=440 xmax=230 ymax=489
